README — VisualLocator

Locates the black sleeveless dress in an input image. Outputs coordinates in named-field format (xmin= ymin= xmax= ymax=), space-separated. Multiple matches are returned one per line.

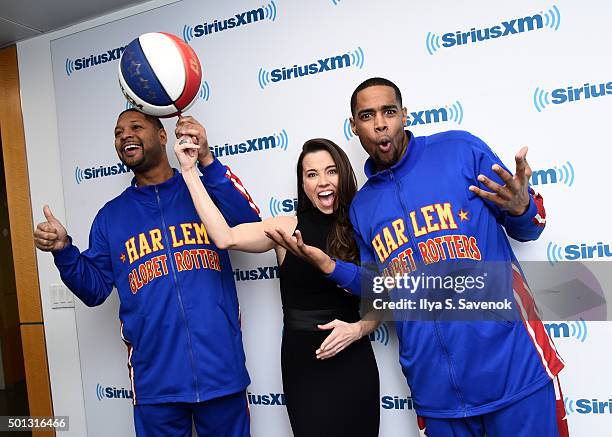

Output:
xmin=279 ymin=208 xmax=380 ymax=437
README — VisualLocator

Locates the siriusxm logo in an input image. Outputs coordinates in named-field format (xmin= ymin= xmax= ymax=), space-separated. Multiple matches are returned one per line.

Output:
xmin=369 ymin=323 xmax=390 ymax=346
xmin=531 ymin=161 xmax=574 ymax=187
xmin=565 ymin=397 xmax=612 ymax=415
xmin=233 ymin=266 xmax=280 ymax=281
xmin=405 ymin=101 xmax=464 ymax=127
xmin=247 ymin=392 xmax=285 ymax=406
xmin=426 ymin=5 xmax=560 ymax=55
xmin=95 ymin=383 xmax=132 ymax=401
xmin=258 ymin=47 xmax=364 ymax=89
xmin=533 ymin=81 xmax=612 ymax=112
xmin=381 ymin=395 xmax=415 ymax=410
xmin=343 ymin=101 xmax=463 ymax=141
xmin=75 ymin=163 xmax=130 ymax=184
xmin=65 ymin=45 xmax=126 ymax=76
xmin=183 ymin=2 xmax=277 ymax=42
xmin=269 ymin=197 xmax=297 ymax=217
xmin=211 ymin=129 xmax=288 ymax=158
xmin=544 ymin=321 xmax=587 ymax=342
xmin=547 ymin=241 xmax=612 ymax=265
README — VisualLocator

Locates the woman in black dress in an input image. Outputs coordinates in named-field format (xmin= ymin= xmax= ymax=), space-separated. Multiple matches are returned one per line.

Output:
xmin=175 ymin=137 xmax=380 ymax=437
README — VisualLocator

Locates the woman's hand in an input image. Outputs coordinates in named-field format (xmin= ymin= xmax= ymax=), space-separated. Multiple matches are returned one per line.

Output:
xmin=175 ymin=115 xmax=213 ymax=167
xmin=316 ymin=319 xmax=363 ymax=360
xmin=265 ymin=228 xmax=336 ymax=274
xmin=174 ymin=137 xmax=199 ymax=172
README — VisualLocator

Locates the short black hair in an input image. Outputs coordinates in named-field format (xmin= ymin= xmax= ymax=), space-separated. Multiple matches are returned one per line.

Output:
xmin=350 ymin=77 xmax=403 ymax=116
xmin=118 ymin=108 xmax=163 ymax=130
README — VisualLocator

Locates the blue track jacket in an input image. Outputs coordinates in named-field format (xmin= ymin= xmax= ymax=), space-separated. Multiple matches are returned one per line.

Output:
xmin=330 ymin=130 xmax=564 ymax=418
xmin=53 ymin=159 xmax=260 ymax=405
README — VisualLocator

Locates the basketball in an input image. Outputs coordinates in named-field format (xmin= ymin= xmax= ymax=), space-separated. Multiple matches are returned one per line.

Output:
xmin=118 ymin=32 xmax=202 ymax=118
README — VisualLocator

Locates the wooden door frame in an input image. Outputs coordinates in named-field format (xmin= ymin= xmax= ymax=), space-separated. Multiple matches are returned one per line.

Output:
xmin=0 ymin=44 xmax=55 ymax=436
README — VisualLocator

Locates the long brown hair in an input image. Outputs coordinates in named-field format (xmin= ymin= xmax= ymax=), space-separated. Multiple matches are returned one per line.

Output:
xmin=296 ymin=139 xmax=359 ymax=264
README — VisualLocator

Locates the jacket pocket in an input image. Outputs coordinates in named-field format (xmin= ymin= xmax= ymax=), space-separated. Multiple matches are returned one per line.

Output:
xmin=484 ymin=309 xmax=515 ymax=328
xmin=120 ymin=314 xmax=145 ymax=350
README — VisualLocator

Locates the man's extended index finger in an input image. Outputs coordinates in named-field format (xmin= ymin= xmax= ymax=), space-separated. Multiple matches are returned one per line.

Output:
xmin=514 ymin=146 xmax=529 ymax=178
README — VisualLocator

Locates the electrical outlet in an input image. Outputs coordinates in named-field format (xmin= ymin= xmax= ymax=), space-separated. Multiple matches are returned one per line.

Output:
xmin=50 ymin=283 xmax=74 ymax=309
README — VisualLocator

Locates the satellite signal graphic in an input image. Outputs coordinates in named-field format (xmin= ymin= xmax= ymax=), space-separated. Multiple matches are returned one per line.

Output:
xmin=564 ymin=397 xmax=575 ymax=415
xmin=555 ymin=161 xmax=575 ymax=186
xmin=183 ymin=25 xmax=194 ymax=43
xmin=258 ymin=68 xmax=271 ymax=90
xmin=199 ymin=80 xmax=211 ymax=101
xmin=570 ymin=320 xmax=588 ymax=342
xmin=269 ymin=197 xmax=283 ymax=217
xmin=349 ymin=46 xmax=365 ymax=69
xmin=343 ymin=118 xmax=354 ymax=141
xmin=96 ymin=384 xmax=106 ymax=401
xmin=425 ymin=32 xmax=441 ymax=55
xmin=546 ymin=241 xmax=565 ymax=265
xmin=274 ymin=129 xmax=289 ymax=151
xmin=369 ymin=323 xmax=390 ymax=346
xmin=447 ymin=100 xmax=464 ymax=124
xmin=264 ymin=1 xmax=277 ymax=21
xmin=125 ymin=100 xmax=134 ymax=110
xmin=75 ymin=167 xmax=84 ymax=184
xmin=543 ymin=5 xmax=561 ymax=31
xmin=533 ymin=87 xmax=551 ymax=112
xmin=65 ymin=58 xmax=74 ymax=76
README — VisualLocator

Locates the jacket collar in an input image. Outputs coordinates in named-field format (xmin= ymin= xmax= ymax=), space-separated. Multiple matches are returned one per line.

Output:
xmin=125 ymin=169 xmax=182 ymax=200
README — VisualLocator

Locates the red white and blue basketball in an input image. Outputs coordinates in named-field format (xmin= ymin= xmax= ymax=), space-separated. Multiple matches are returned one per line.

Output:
xmin=118 ymin=32 xmax=202 ymax=118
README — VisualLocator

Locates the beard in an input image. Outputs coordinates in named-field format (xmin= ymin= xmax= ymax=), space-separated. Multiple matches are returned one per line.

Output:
xmin=372 ymin=147 xmax=402 ymax=170
xmin=120 ymin=154 xmax=145 ymax=170
xmin=372 ymin=131 xmax=408 ymax=170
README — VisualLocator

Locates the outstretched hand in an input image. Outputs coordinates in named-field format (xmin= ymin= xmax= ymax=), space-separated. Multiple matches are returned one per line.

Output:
xmin=265 ymin=227 xmax=335 ymax=274
xmin=316 ymin=319 xmax=363 ymax=360
xmin=33 ymin=205 xmax=69 ymax=252
xmin=469 ymin=146 xmax=532 ymax=216
xmin=174 ymin=137 xmax=200 ymax=172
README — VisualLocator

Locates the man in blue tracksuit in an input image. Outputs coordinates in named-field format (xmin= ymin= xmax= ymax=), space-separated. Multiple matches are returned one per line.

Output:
xmin=325 ymin=78 xmax=569 ymax=436
xmin=34 ymin=109 xmax=260 ymax=437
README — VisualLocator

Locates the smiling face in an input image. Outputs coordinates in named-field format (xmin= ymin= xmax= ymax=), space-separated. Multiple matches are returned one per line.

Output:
xmin=114 ymin=110 xmax=167 ymax=172
xmin=301 ymin=150 xmax=339 ymax=215
xmin=350 ymin=85 xmax=408 ymax=170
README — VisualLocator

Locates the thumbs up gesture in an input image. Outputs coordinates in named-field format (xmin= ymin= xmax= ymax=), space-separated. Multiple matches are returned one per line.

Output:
xmin=34 ymin=205 xmax=69 ymax=252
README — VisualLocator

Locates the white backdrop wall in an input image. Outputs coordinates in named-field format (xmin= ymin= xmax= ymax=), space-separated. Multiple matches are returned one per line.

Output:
xmin=19 ymin=0 xmax=612 ymax=436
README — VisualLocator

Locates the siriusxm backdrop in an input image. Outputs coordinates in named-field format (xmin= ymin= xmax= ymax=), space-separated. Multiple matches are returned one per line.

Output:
xmin=48 ymin=0 xmax=611 ymax=435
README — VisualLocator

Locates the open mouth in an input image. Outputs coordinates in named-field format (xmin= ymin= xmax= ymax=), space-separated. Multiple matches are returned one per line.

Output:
xmin=377 ymin=140 xmax=392 ymax=154
xmin=122 ymin=142 xmax=142 ymax=157
xmin=317 ymin=190 xmax=335 ymax=209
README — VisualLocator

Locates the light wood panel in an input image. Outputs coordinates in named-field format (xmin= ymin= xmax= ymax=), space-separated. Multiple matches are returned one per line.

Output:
xmin=0 ymin=45 xmax=42 ymax=324
xmin=0 ymin=45 xmax=55 ymax=436
xmin=21 ymin=324 xmax=55 ymax=437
